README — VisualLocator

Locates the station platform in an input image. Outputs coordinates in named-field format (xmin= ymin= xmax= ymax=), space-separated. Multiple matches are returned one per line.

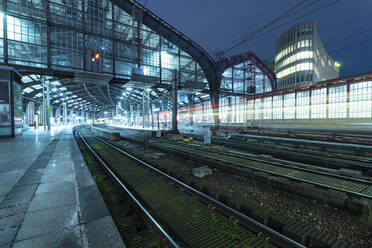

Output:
xmin=0 ymin=126 xmax=125 ymax=248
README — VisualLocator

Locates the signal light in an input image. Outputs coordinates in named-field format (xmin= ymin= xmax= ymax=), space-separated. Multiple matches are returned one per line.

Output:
xmin=92 ymin=52 xmax=100 ymax=61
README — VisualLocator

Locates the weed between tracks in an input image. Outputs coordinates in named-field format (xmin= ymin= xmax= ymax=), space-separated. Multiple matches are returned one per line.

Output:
xmin=116 ymin=137 xmax=369 ymax=247
xmin=86 ymin=133 xmax=275 ymax=247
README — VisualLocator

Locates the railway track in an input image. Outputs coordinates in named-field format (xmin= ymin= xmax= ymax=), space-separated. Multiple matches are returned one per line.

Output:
xmin=75 ymin=126 xmax=305 ymax=248
xmin=221 ymin=128 xmax=372 ymax=146
xmin=116 ymin=130 xmax=372 ymax=211
xmin=187 ymin=134 xmax=372 ymax=173
xmin=153 ymin=141 xmax=372 ymax=199
xmin=110 ymin=127 xmax=372 ymax=173
xmin=219 ymin=136 xmax=372 ymax=172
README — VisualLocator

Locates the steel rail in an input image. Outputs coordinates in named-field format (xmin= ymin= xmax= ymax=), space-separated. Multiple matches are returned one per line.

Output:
xmin=218 ymin=136 xmax=372 ymax=167
xmin=183 ymin=132 xmax=372 ymax=165
xmin=87 ymin=128 xmax=305 ymax=248
xmin=153 ymin=141 xmax=372 ymax=186
xmin=118 ymin=131 xmax=372 ymax=186
xmin=74 ymin=128 xmax=180 ymax=248
xmin=152 ymin=142 xmax=372 ymax=200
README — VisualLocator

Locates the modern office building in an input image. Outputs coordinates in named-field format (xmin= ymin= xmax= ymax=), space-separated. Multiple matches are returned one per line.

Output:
xmin=274 ymin=21 xmax=339 ymax=89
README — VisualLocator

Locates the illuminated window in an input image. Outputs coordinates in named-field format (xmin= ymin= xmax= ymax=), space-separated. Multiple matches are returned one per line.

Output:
xmin=235 ymin=97 xmax=245 ymax=123
xmin=254 ymin=99 xmax=262 ymax=120
xmin=283 ymin=93 xmax=295 ymax=119
xmin=349 ymin=81 xmax=372 ymax=118
xmin=219 ymin=97 xmax=228 ymax=123
xmin=328 ymin=85 xmax=347 ymax=118
xmin=263 ymin=97 xmax=272 ymax=120
xmin=247 ymin=100 xmax=254 ymax=120
xmin=272 ymin=95 xmax=283 ymax=119
xmin=311 ymin=88 xmax=326 ymax=119
xmin=296 ymin=91 xmax=310 ymax=119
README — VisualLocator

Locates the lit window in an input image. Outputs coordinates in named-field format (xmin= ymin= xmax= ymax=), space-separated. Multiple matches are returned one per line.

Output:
xmin=273 ymin=95 xmax=283 ymax=119
xmin=349 ymin=81 xmax=372 ymax=118
xmin=283 ymin=93 xmax=295 ymax=119
xmin=311 ymin=88 xmax=327 ymax=119
xmin=263 ymin=97 xmax=272 ymax=120
xmin=296 ymin=91 xmax=309 ymax=119
xmin=328 ymin=85 xmax=347 ymax=118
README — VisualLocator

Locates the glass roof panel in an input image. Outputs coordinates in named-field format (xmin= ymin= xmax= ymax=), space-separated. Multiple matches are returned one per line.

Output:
xmin=32 ymin=84 xmax=43 ymax=90
xmin=21 ymin=76 xmax=34 ymax=83
xmin=23 ymin=87 xmax=34 ymax=93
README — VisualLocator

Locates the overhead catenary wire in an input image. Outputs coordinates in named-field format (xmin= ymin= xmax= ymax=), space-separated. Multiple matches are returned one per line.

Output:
xmin=214 ymin=0 xmax=341 ymax=57
xmin=213 ymin=0 xmax=310 ymax=57
xmin=329 ymin=38 xmax=372 ymax=55
xmin=213 ymin=0 xmax=325 ymax=53
xmin=238 ymin=0 xmax=341 ymax=51
xmin=325 ymin=26 xmax=372 ymax=46
xmin=214 ymin=0 xmax=309 ymax=53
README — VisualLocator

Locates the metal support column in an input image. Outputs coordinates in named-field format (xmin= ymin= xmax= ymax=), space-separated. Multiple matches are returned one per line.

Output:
xmin=130 ymin=103 xmax=133 ymax=126
xmin=326 ymin=85 xmax=330 ymax=119
xmin=228 ymin=97 xmax=232 ymax=123
xmin=46 ymin=0 xmax=51 ymax=69
xmin=3 ymin=1 xmax=8 ymax=64
xmin=46 ymin=79 xmax=51 ymax=130
xmin=42 ymin=77 xmax=46 ymax=130
xmin=172 ymin=70 xmax=178 ymax=133
xmin=162 ymin=100 xmax=167 ymax=130
xmin=63 ymin=102 xmax=67 ymax=124
xmin=346 ymin=82 xmax=350 ymax=119
xmin=187 ymin=94 xmax=194 ymax=126
xmin=142 ymin=92 xmax=145 ymax=128
xmin=147 ymin=90 xmax=151 ymax=128
xmin=151 ymin=103 xmax=154 ymax=129
xmin=157 ymin=106 xmax=160 ymax=130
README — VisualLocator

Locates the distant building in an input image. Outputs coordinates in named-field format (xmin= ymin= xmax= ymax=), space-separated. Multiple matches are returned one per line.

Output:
xmin=274 ymin=21 xmax=339 ymax=89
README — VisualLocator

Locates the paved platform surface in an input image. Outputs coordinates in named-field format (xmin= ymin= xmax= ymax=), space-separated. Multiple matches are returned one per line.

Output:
xmin=0 ymin=126 xmax=125 ymax=248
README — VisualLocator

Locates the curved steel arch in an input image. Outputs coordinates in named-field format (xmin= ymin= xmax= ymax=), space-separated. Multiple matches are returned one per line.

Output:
xmin=216 ymin=51 xmax=277 ymax=91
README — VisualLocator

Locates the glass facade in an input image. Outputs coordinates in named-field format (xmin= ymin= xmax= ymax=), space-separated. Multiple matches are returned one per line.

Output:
xmin=272 ymin=95 xmax=283 ymax=120
xmin=311 ymin=88 xmax=326 ymax=119
xmin=283 ymin=93 xmax=295 ymax=119
xmin=274 ymin=21 xmax=339 ymax=90
xmin=275 ymin=22 xmax=315 ymax=89
xmin=328 ymin=85 xmax=347 ymax=118
xmin=349 ymin=81 xmax=372 ymax=118
xmin=173 ymin=80 xmax=372 ymax=126
xmin=221 ymin=61 xmax=272 ymax=95
xmin=2 ymin=0 xmax=207 ymax=85
xmin=296 ymin=91 xmax=309 ymax=119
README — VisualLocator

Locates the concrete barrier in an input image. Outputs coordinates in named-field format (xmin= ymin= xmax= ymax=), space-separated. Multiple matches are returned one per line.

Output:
xmin=91 ymin=126 xmax=120 ymax=141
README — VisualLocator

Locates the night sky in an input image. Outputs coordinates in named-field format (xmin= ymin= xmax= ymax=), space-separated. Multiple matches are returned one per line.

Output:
xmin=143 ymin=0 xmax=372 ymax=77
